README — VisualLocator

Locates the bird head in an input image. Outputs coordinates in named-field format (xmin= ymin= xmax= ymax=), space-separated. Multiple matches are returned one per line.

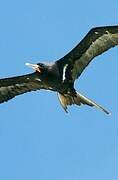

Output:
xmin=25 ymin=62 xmax=45 ymax=73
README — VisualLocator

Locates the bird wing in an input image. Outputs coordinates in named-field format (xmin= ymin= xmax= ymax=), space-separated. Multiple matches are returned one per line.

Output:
xmin=0 ymin=72 xmax=47 ymax=104
xmin=57 ymin=26 xmax=118 ymax=81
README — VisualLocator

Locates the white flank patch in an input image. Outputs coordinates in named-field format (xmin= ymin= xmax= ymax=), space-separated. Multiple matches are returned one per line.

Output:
xmin=62 ymin=64 xmax=68 ymax=82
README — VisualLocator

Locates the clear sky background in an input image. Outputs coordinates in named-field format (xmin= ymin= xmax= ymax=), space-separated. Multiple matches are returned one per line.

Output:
xmin=0 ymin=0 xmax=118 ymax=179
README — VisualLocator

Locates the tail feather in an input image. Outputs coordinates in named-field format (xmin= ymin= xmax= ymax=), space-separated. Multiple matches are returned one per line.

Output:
xmin=57 ymin=92 xmax=111 ymax=115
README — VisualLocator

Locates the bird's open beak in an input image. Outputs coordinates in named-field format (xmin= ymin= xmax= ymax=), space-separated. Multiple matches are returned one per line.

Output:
xmin=25 ymin=63 xmax=41 ymax=73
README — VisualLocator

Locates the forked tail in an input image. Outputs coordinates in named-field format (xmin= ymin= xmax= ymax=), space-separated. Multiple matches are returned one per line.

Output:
xmin=57 ymin=91 xmax=111 ymax=115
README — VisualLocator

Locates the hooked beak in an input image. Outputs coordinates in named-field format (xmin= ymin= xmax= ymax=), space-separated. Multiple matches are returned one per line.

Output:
xmin=25 ymin=63 xmax=41 ymax=73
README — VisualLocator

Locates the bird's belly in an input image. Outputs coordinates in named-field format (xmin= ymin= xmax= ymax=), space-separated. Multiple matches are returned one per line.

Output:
xmin=43 ymin=75 xmax=73 ymax=93
xmin=42 ymin=77 xmax=61 ymax=91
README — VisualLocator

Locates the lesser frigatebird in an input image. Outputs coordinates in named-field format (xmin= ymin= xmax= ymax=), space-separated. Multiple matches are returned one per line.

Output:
xmin=0 ymin=26 xmax=118 ymax=114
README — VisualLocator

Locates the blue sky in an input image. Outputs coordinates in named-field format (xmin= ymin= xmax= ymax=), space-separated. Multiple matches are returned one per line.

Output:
xmin=0 ymin=0 xmax=118 ymax=179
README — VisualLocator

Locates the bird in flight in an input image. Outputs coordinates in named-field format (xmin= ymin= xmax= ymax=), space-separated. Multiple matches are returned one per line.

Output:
xmin=0 ymin=26 xmax=118 ymax=114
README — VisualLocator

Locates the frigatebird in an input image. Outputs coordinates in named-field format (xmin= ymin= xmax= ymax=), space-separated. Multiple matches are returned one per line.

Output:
xmin=0 ymin=25 xmax=118 ymax=114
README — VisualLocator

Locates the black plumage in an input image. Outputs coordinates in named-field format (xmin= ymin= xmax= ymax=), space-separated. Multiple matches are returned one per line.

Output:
xmin=0 ymin=25 xmax=118 ymax=114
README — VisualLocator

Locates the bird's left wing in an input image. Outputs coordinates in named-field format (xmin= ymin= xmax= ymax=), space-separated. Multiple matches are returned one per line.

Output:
xmin=0 ymin=72 xmax=46 ymax=104
xmin=57 ymin=26 xmax=118 ymax=81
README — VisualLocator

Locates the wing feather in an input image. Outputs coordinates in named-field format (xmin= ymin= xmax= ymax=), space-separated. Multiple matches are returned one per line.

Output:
xmin=0 ymin=73 xmax=45 ymax=104
xmin=57 ymin=26 xmax=118 ymax=81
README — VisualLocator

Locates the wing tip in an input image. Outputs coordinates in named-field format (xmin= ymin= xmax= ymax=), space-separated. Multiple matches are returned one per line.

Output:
xmin=106 ymin=111 xmax=112 ymax=116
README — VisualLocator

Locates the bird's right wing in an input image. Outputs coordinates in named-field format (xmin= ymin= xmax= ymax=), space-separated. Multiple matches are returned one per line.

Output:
xmin=0 ymin=72 xmax=46 ymax=104
xmin=57 ymin=26 xmax=118 ymax=81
